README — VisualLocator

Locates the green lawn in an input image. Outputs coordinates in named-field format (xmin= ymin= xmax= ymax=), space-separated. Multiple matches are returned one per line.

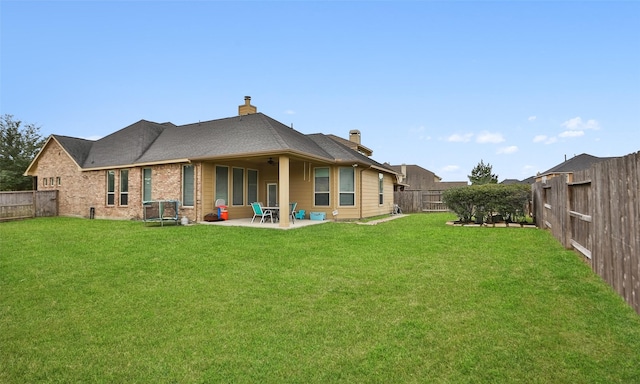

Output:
xmin=1 ymin=214 xmax=639 ymax=383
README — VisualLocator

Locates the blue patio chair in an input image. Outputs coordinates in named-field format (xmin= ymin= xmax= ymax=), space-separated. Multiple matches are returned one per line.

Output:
xmin=295 ymin=209 xmax=306 ymax=220
xmin=251 ymin=202 xmax=273 ymax=224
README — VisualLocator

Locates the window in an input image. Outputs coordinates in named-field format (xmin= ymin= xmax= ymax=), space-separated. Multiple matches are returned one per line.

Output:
xmin=143 ymin=168 xmax=152 ymax=202
xmin=247 ymin=169 xmax=258 ymax=204
xmin=379 ymin=173 xmax=384 ymax=205
xmin=339 ymin=167 xmax=355 ymax=206
xmin=56 ymin=177 xmax=61 ymax=186
xmin=314 ymin=167 xmax=330 ymax=206
xmin=43 ymin=178 xmax=48 ymax=186
xmin=215 ymin=166 xmax=229 ymax=204
xmin=182 ymin=165 xmax=194 ymax=207
xmin=120 ymin=170 xmax=129 ymax=206
xmin=49 ymin=177 xmax=54 ymax=187
xmin=106 ymin=170 xmax=115 ymax=206
xmin=232 ymin=167 xmax=244 ymax=206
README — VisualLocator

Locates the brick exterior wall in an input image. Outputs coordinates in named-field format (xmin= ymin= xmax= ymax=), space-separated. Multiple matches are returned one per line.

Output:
xmin=33 ymin=139 xmax=198 ymax=222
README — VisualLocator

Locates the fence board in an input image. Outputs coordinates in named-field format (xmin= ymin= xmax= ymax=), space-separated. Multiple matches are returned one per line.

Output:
xmin=394 ymin=190 xmax=449 ymax=213
xmin=0 ymin=191 xmax=58 ymax=220
xmin=533 ymin=151 xmax=640 ymax=315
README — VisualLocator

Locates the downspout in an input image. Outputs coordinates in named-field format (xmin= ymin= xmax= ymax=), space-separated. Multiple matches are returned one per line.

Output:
xmin=359 ymin=166 xmax=365 ymax=219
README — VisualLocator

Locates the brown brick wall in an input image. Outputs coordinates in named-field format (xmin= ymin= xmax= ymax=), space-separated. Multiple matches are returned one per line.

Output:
xmin=33 ymin=139 xmax=198 ymax=222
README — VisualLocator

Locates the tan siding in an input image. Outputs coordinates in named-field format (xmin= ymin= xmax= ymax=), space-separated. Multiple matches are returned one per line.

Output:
xmin=361 ymin=170 xmax=394 ymax=218
xmin=333 ymin=166 xmax=359 ymax=220
xmin=288 ymin=161 xmax=314 ymax=218
xmin=201 ymin=162 xmax=214 ymax=219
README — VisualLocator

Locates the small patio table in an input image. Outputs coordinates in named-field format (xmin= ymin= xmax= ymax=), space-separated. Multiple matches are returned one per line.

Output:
xmin=262 ymin=206 xmax=280 ymax=222
xmin=262 ymin=204 xmax=296 ymax=223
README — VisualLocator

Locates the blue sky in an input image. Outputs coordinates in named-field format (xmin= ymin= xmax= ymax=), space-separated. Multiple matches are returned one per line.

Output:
xmin=2 ymin=1 xmax=639 ymax=182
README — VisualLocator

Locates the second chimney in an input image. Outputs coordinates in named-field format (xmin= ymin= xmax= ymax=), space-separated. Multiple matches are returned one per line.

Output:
xmin=238 ymin=96 xmax=257 ymax=115
xmin=349 ymin=129 xmax=361 ymax=144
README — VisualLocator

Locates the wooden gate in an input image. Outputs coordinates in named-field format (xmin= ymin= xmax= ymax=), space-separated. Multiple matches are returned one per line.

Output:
xmin=0 ymin=190 xmax=58 ymax=220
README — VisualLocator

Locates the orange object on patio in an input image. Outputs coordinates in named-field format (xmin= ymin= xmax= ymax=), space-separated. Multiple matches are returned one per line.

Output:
xmin=215 ymin=199 xmax=228 ymax=220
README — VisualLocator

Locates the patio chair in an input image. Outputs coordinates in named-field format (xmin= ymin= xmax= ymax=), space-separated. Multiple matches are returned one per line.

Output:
xmin=251 ymin=202 xmax=273 ymax=224
xmin=290 ymin=202 xmax=297 ymax=224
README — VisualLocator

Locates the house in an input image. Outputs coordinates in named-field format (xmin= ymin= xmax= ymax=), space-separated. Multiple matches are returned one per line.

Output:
xmin=534 ymin=153 xmax=614 ymax=183
xmin=24 ymin=97 xmax=399 ymax=227
xmin=388 ymin=164 xmax=467 ymax=191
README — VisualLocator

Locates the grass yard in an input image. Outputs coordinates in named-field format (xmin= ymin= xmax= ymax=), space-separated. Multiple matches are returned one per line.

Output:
xmin=1 ymin=213 xmax=640 ymax=383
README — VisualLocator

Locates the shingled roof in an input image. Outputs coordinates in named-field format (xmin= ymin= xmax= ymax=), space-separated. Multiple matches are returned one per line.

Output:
xmin=37 ymin=112 xmax=395 ymax=173
xmin=136 ymin=113 xmax=333 ymax=164
xmin=53 ymin=135 xmax=94 ymax=167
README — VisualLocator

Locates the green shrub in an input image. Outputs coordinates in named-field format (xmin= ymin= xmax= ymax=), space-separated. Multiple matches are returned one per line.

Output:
xmin=442 ymin=184 xmax=531 ymax=223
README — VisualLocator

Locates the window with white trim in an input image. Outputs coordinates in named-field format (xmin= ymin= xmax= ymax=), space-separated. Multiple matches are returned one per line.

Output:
xmin=182 ymin=165 xmax=194 ymax=207
xmin=247 ymin=169 xmax=258 ymax=204
xmin=143 ymin=168 xmax=152 ymax=202
xmin=339 ymin=167 xmax=355 ymax=206
xmin=379 ymin=173 xmax=384 ymax=205
xmin=215 ymin=165 xmax=229 ymax=204
xmin=120 ymin=170 xmax=129 ymax=206
xmin=106 ymin=170 xmax=115 ymax=206
xmin=232 ymin=167 xmax=244 ymax=206
xmin=314 ymin=167 xmax=330 ymax=206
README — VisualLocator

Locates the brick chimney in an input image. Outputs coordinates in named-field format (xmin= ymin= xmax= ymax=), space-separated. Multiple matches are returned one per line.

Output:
xmin=238 ymin=96 xmax=257 ymax=115
xmin=349 ymin=129 xmax=361 ymax=144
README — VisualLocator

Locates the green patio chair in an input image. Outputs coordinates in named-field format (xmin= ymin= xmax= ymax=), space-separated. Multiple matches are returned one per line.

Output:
xmin=251 ymin=202 xmax=273 ymax=224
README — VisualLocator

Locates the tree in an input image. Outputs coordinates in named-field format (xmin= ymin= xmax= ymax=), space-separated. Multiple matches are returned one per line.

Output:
xmin=468 ymin=159 xmax=498 ymax=185
xmin=0 ymin=114 xmax=45 ymax=191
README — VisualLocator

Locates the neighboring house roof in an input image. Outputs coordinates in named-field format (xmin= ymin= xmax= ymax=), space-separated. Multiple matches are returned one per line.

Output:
xmin=26 ymin=112 xmax=397 ymax=175
xmin=501 ymin=176 xmax=537 ymax=185
xmin=500 ymin=178 xmax=523 ymax=185
xmin=540 ymin=153 xmax=613 ymax=175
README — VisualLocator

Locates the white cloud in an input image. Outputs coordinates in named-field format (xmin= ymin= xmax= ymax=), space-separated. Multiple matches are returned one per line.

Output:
xmin=83 ymin=135 xmax=102 ymax=141
xmin=533 ymin=135 xmax=547 ymax=143
xmin=284 ymin=110 xmax=296 ymax=115
xmin=442 ymin=165 xmax=460 ymax=172
xmin=476 ymin=131 xmax=505 ymax=144
xmin=561 ymin=117 xmax=600 ymax=131
xmin=559 ymin=130 xmax=584 ymax=138
xmin=584 ymin=119 xmax=600 ymax=130
xmin=447 ymin=133 xmax=473 ymax=143
xmin=497 ymin=145 xmax=518 ymax=154
xmin=533 ymin=134 xmax=558 ymax=144
xmin=528 ymin=116 xmax=537 ymax=122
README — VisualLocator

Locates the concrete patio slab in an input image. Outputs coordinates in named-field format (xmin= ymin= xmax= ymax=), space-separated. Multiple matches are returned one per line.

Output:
xmin=198 ymin=217 xmax=330 ymax=230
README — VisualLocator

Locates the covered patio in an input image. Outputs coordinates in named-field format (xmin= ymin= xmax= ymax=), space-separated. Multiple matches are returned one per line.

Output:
xmin=198 ymin=216 xmax=330 ymax=230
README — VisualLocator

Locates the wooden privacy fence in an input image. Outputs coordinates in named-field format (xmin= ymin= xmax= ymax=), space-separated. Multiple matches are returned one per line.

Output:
xmin=394 ymin=190 xmax=449 ymax=213
xmin=0 ymin=190 xmax=58 ymax=221
xmin=532 ymin=152 xmax=639 ymax=315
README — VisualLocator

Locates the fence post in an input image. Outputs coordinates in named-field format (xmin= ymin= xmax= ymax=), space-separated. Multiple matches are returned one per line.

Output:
xmin=564 ymin=174 xmax=572 ymax=249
